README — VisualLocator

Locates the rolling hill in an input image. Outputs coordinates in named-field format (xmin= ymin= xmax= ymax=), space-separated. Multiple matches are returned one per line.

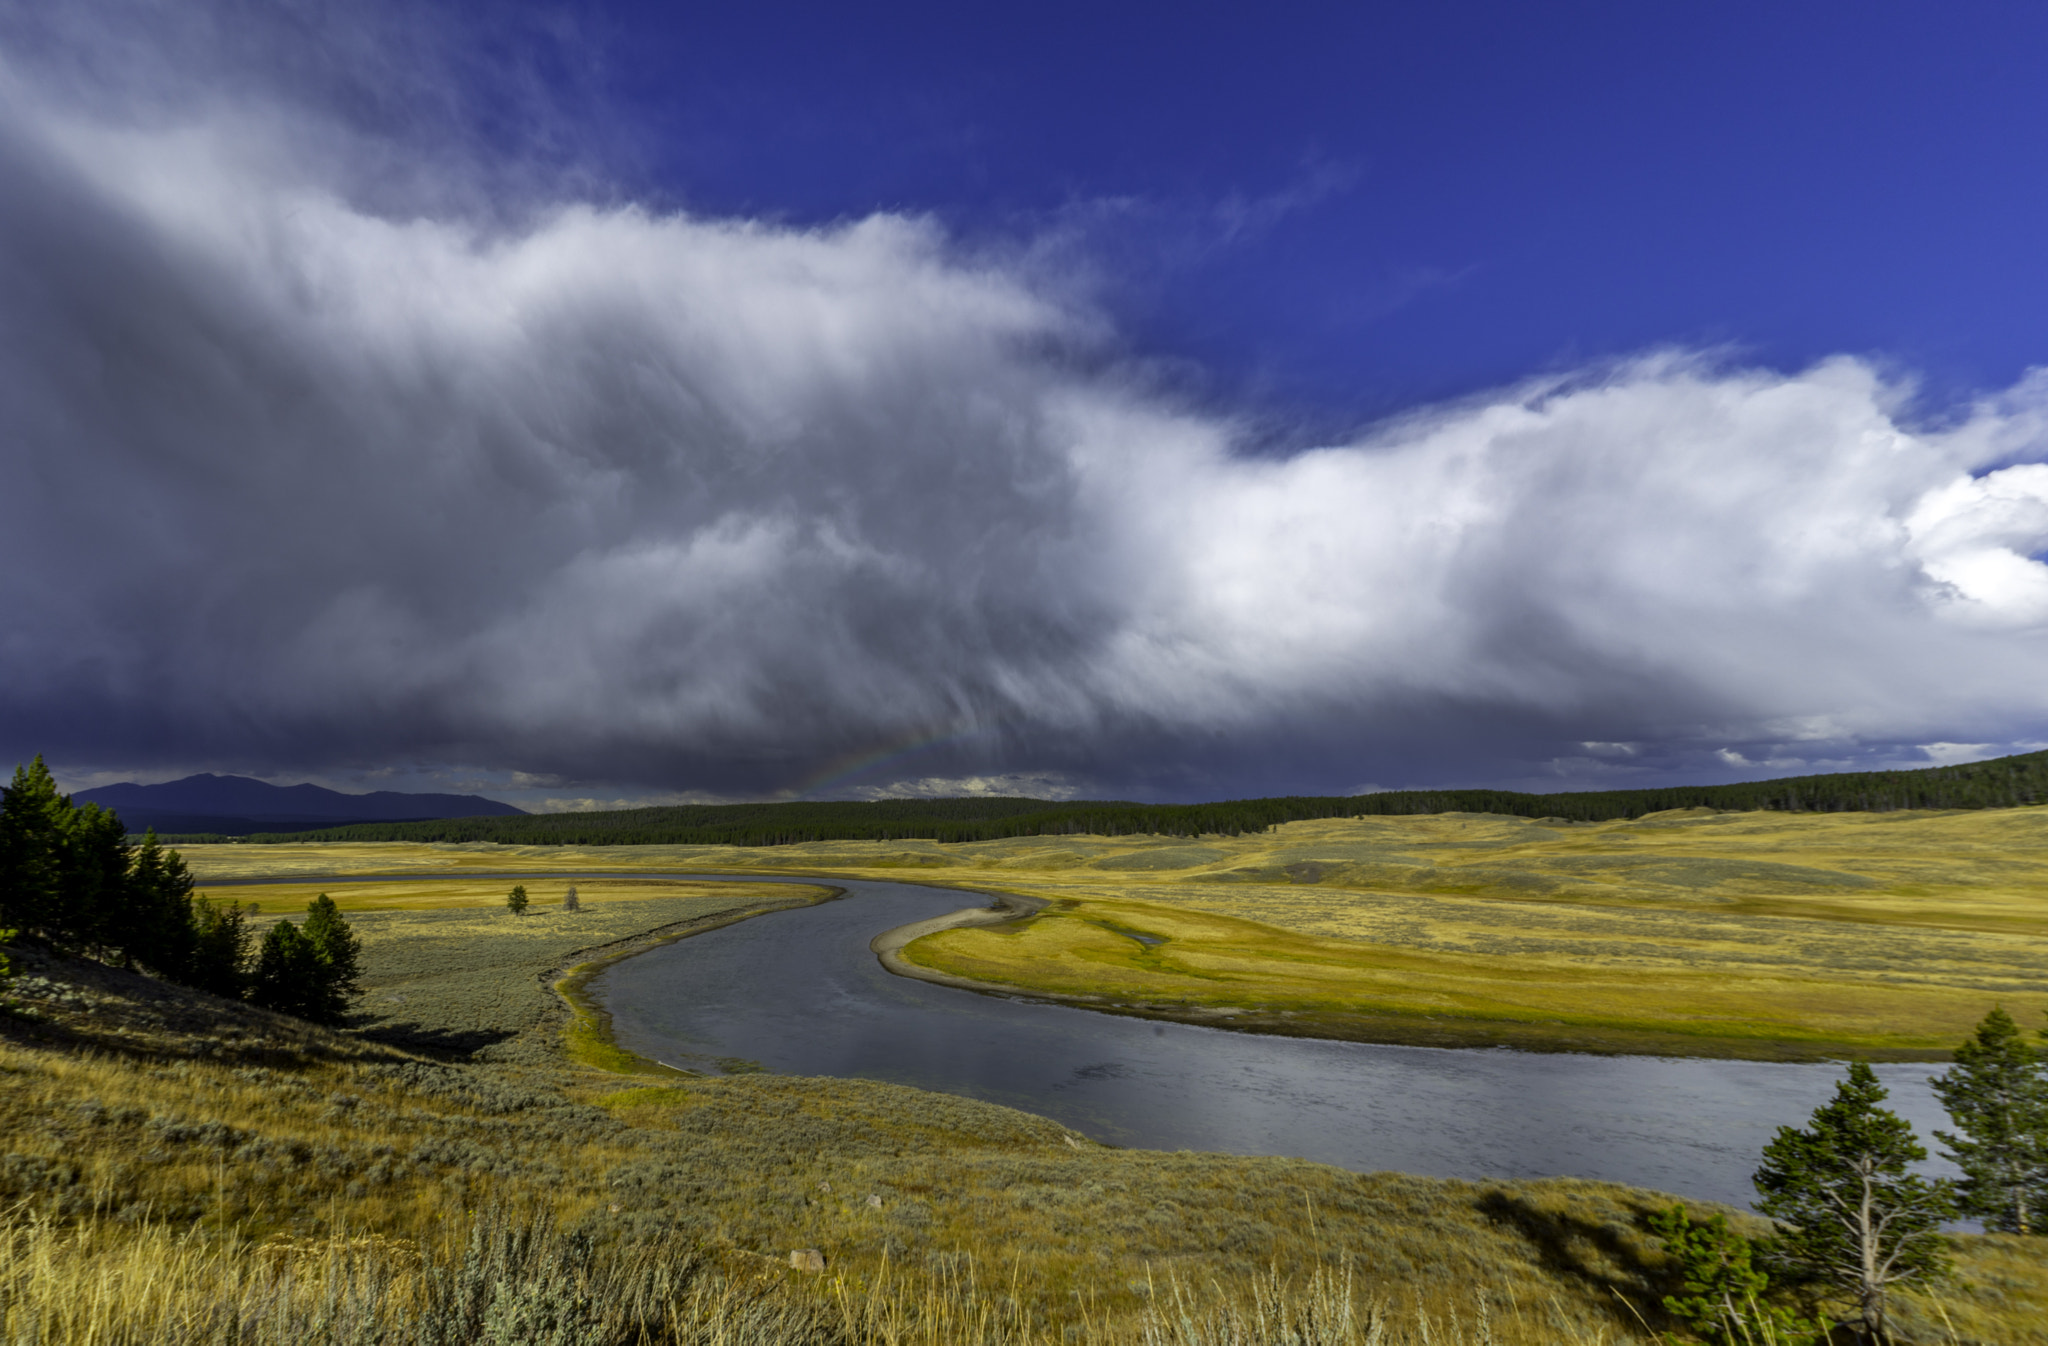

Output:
xmin=149 ymin=749 xmax=2048 ymax=845
xmin=75 ymin=773 xmax=525 ymax=835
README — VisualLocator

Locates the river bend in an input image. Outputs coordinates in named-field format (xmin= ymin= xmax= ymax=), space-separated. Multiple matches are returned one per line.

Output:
xmin=588 ymin=876 xmax=1953 ymax=1209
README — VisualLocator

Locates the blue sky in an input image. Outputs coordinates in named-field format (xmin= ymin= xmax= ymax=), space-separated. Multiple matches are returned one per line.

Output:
xmin=5 ymin=0 xmax=2048 ymax=808
xmin=586 ymin=0 xmax=2048 ymax=419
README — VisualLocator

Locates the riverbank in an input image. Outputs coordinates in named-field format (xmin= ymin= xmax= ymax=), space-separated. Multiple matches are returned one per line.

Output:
xmin=6 ymin=869 xmax=2044 ymax=1342
xmin=553 ymin=882 xmax=844 ymax=1074
xmin=888 ymin=892 xmax=1989 ymax=1061
xmin=0 ymin=914 xmax=1727 ymax=1343
xmin=175 ymin=806 xmax=2048 ymax=1063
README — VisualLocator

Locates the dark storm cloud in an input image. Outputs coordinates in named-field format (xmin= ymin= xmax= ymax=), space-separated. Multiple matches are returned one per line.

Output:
xmin=5 ymin=6 xmax=2048 ymax=800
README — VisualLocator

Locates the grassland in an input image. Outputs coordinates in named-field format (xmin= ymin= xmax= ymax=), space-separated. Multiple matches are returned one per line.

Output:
xmin=178 ymin=804 xmax=2048 ymax=1059
xmin=887 ymin=808 xmax=2048 ymax=1059
xmin=6 ymin=903 xmax=2043 ymax=1344
xmin=335 ymin=881 xmax=837 ymax=1056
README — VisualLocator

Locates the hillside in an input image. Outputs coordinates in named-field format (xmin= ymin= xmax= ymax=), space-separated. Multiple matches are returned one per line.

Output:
xmin=5 ymin=889 xmax=2040 ymax=1344
xmin=79 ymin=772 xmax=525 ymax=836
xmin=160 ymin=750 xmax=2048 ymax=846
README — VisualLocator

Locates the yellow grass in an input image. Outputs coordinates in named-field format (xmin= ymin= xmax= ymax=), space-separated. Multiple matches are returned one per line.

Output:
xmin=0 ymin=951 xmax=1697 ymax=1343
xmin=215 ymin=875 xmax=803 ymax=912
xmin=336 ymin=883 xmax=836 ymax=1056
xmin=8 ymin=840 xmax=2047 ymax=1344
xmin=181 ymin=805 xmax=2048 ymax=1059
xmin=903 ymin=894 xmax=2041 ymax=1058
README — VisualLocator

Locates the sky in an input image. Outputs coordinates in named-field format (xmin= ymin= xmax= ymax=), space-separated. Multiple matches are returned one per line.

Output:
xmin=5 ymin=0 xmax=2048 ymax=809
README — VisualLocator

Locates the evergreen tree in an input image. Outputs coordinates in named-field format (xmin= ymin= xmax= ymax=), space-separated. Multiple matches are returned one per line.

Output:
xmin=0 ymin=757 xmax=65 ymax=936
xmin=121 ymin=830 xmax=199 ymax=978
xmin=507 ymin=884 xmax=529 ymax=915
xmin=562 ymin=884 xmax=579 ymax=911
xmin=1649 ymin=1205 xmax=1828 ymax=1345
xmin=1930 ymin=1007 xmax=2048 ymax=1234
xmin=250 ymin=920 xmax=331 ymax=1021
xmin=1753 ymin=1061 xmax=1954 ymax=1344
xmin=186 ymin=897 xmax=253 ymax=1000
xmin=54 ymin=800 xmax=130 ymax=954
xmin=0 ymin=757 xmax=130 ymax=954
xmin=301 ymin=894 xmax=361 ymax=1020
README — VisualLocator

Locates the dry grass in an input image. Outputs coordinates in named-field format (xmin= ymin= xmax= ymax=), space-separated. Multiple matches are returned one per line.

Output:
xmin=173 ymin=806 xmax=2048 ymax=936
xmin=0 ymin=1202 xmax=1665 ymax=1345
xmin=338 ymin=884 xmax=833 ymax=1054
xmin=178 ymin=807 xmax=2048 ymax=1060
xmin=223 ymin=876 xmax=805 ymax=913
xmin=902 ymin=893 xmax=2044 ymax=1059
xmin=3 ymin=874 xmax=2043 ymax=1343
xmin=0 ymin=945 xmax=1686 ymax=1343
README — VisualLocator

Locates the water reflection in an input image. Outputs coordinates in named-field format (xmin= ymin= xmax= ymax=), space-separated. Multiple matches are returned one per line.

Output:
xmin=592 ymin=877 xmax=1955 ymax=1209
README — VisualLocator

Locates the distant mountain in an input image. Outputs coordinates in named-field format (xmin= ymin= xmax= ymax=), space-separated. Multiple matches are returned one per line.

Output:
xmin=74 ymin=773 xmax=526 ymax=836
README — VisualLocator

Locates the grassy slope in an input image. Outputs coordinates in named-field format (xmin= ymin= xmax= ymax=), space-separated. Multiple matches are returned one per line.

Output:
xmin=2 ymin=874 xmax=2043 ymax=1343
xmin=0 ymin=927 xmax=1685 ymax=1343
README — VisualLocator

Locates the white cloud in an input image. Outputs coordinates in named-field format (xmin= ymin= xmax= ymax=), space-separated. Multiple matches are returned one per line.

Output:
xmin=1917 ymin=742 xmax=1997 ymax=766
xmin=5 ymin=30 xmax=2048 ymax=799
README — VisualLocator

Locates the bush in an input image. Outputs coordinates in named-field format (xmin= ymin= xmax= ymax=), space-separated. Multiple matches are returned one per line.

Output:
xmin=1649 ymin=1204 xmax=1826 ymax=1344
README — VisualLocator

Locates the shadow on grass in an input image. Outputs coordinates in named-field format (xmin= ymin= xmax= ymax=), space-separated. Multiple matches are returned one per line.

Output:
xmin=1475 ymin=1189 xmax=1678 ymax=1336
xmin=355 ymin=1020 xmax=517 ymax=1057
xmin=0 ymin=1005 xmax=374 ymax=1068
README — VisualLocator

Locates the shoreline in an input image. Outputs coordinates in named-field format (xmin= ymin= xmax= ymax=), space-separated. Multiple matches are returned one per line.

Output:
xmin=546 ymin=884 xmax=846 ymax=1075
xmin=872 ymin=893 xmax=1954 ymax=1063
xmin=230 ymin=862 xmax=1959 ymax=1065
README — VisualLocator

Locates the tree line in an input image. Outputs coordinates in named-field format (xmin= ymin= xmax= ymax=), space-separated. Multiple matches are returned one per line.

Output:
xmin=159 ymin=748 xmax=2048 ymax=848
xmin=0 ymin=757 xmax=359 ymax=1024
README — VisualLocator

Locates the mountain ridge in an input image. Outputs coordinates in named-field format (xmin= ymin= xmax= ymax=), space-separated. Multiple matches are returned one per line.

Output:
xmin=146 ymin=748 xmax=2048 ymax=846
xmin=75 ymin=773 xmax=524 ymax=834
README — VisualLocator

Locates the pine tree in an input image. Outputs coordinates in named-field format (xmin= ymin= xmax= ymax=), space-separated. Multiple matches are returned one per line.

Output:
xmin=0 ymin=757 xmax=66 ymax=936
xmin=1649 ymin=1205 xmax=1828 ymax=1345
xmin=507 ymin=884 xmax=529 ymax=915
xmin=0 ymin=758 xmax=132 ymax=955
xmin=1754 ymin=1061 xmax=1954 ymax=1343
xmin=250 ymin=920 xmax=330 ymax=1021
xmin=562 ymin=884 xmax=579 ymax=911
xmin=186 ymin=897 xmax=253 ymax=1000
xmin=121 ymin=830 xmax=199 ymax=978
xmin=302 ymin=894 xmax=361 ymax=1020
xmin=53 ymin=801 xmax=130 ymax=954
xmin=1930 ymin=1007 xmax=2048 ymax=1234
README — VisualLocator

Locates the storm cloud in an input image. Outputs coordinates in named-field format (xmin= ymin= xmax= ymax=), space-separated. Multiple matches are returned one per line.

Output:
xmin=5 ymin=12 xmax=2048 ymax=800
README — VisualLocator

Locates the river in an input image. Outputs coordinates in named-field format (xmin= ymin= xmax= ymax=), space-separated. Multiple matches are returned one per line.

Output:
xmin=587 ymin=876 xmax=1958 ymax=1210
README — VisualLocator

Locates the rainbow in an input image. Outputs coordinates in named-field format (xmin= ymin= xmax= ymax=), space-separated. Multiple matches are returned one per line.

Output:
xmin=793 ymin=724 xmax=981 ymax=799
